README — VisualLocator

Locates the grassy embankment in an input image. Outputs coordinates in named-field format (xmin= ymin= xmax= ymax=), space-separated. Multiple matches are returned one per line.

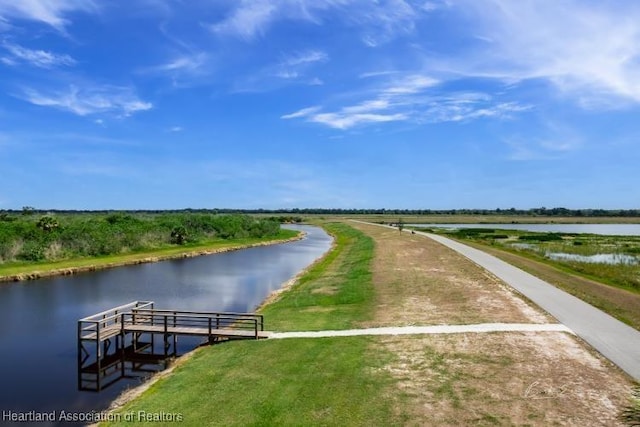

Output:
xmin=103 ymin=222 xmax=403 ymax=427
xmin=418 ymin=227 xmax=640 ymax=330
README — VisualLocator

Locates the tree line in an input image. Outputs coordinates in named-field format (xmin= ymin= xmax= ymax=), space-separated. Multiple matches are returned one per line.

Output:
xmin=4 ymin=207 xmax=640 ymax=217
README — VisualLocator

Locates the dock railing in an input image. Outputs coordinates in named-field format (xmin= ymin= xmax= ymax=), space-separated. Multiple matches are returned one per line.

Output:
xmin=78 ymin=301 xmax=265 ymax=391
xmin=78 ymin=301 xmax=154 ymax=346
xmin=126 ymin=308 xmax=264 ymax=339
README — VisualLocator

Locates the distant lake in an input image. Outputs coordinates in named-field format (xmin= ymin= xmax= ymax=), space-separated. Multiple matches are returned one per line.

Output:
xmin=408 ymin=223 xmax=640 ymax=236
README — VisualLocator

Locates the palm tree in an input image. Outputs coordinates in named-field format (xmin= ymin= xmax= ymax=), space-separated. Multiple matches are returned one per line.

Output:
xmin=36 ymin=216 xmax=59 ymax=232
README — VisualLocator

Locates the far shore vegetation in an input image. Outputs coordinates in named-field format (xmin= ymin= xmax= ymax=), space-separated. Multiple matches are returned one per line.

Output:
xmin=0 ymin=211 xmax=297 ymax=280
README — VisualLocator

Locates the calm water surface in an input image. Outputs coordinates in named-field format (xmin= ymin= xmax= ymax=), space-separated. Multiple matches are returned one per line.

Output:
xmin=409 ymin=223 xmax=640 ymax=236
xmin=545 ymin=252 xmax=638 ymax=265
xmin=0 ymin=225 xmax=331 ymax=425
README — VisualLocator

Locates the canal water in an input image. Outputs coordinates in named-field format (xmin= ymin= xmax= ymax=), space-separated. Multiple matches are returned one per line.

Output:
xmin=0 ymin=225 xmax=332 ymax=425
xmin=408 ymin=223 xmax=640 ymax=236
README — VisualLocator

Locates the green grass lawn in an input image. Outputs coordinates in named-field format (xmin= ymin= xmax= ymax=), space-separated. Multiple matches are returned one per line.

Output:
xmin=102 ymin=222 xmax=403 ymax=427
xmin=105 ymin=337 xmax=398 ymax=427
xmin=261 ymin=222 xmax=375 ymax=331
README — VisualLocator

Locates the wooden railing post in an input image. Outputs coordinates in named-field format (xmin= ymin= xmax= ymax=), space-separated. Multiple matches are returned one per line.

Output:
xmin=163 ymin=314 xmax=168 ymax=358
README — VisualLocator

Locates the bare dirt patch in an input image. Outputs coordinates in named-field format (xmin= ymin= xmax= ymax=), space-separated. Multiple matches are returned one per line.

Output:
xmin=376 ymin=332 xmax=632 ymax=426
xmin=349 ymin=222 xmax=550 ymax=326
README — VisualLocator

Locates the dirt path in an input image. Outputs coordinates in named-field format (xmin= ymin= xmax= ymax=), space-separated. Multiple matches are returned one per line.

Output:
xmin=348 ymin=221 xmax=634 ymax=426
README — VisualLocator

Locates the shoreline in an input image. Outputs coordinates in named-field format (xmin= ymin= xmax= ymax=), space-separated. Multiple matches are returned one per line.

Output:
xmin=96 ymin=225 xmax=335 ymax=420
xmin=255 ymin=228 xmax=337 ymax=312
xmin=0 ymin=232 xmax=304 ymax=284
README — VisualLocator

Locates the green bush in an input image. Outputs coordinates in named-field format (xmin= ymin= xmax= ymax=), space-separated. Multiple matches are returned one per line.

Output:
xmin=18 ymin=242 xmax=45 ymax=261
xmin=0 ymin=213 xmax=281 ymax=264
xmin=518 ymin=233 xmax=563 ymax=242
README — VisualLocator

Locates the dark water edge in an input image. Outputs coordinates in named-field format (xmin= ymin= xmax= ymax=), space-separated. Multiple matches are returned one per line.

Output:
xmin=0 ymin=225 xmax=332 ymax=426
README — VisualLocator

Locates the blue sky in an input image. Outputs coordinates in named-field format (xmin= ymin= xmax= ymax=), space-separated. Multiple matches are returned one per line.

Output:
xmin=1 ymin=0 xmax=639 ymax=210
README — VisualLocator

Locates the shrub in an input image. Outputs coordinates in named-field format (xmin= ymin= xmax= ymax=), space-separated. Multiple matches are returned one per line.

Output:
xmin=18 ymin=242 xmax=45 ymax=261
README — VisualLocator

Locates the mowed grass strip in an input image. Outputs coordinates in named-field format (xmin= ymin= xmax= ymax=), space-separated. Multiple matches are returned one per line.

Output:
xmin=103 ymin=337 xmax=398 ymax=427
xmin=103 ymin=222 xmax=401 ymax=426
xmin=261 ymin=222 xmax=375 ymax=331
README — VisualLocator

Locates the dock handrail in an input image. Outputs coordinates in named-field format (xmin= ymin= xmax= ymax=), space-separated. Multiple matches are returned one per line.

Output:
xmin=78 ymin=301 xmax=154 ymax=341
xmin=78 ymin=301 xmax=264 ymax=342
xmin=79 ymin=301 xmax=154 ymax=322
xmin=125 ymin=309 xmax=263 ymax=338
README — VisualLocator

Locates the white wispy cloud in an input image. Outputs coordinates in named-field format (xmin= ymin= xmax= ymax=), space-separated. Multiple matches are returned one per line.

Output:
xmin=142 ymin=52 xmax=208 ymax=75
xmin=210 ymin=0 xmax=427 ymax=45
xmin=273 ymin=49 xmax=328 ymax=81
xmin=422 ymin=99 xmax=531 ymax=123
xmin=281 ymin=106 xmax=321 ymax=119
xmin=234 ymin=49 xmax=328 ymax=91
xmin=19 ymin=84 xmax=152 ymax=117
xmin=0 ymin=0 xmax=98 ymax=31
xmin=359 ymin=70 xmax=400 ymax=79
xmin=282 ymin=73 xmax=530 ymax=129
xmin=282 ymin=50 xmax=328 ymax=67
xmin=311 ymin=112 xmax=407 ymax=129
xmin=209 ymin=0 xmax=280 ymax=39
xmin=0 ymin=16 xmax=10 ymax=31
xmin=1 ymin=42 xmax=75 ymax=68
xmin=384 ymin=74 xmax=439 ymax=94
xmin=445 ymin=0 xmax=640 ymax=107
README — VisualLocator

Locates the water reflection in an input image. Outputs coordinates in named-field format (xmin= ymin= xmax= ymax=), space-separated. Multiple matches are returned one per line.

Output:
xmin=0 ymin=225 xmax=332 ymax=424
xmin=545 ymin=252 xmax=638 ymax=265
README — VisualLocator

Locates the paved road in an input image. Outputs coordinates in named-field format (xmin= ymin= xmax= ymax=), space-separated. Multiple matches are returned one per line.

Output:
xmin=409 ymin=228 xmax=640 ymax=381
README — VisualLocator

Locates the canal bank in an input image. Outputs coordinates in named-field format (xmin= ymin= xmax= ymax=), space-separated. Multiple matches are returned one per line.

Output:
xmin=0 ymin=225 xmax=332 ymax=424
xmin=0 ymin=230 xmax=303 ymax=283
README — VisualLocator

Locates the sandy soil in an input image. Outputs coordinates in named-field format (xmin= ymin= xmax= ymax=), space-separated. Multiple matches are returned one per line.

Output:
xmin=350 ymin=221 xmax=634 ymax=426
xmin=377 ymin=333 xmax=632 ymax=426
xmin=349 ymin=222 xmax=551 ymax=326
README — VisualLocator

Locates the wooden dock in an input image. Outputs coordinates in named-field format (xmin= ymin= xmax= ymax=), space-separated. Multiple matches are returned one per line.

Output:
xmin=77 ymin=301 xmax=267 ymax=391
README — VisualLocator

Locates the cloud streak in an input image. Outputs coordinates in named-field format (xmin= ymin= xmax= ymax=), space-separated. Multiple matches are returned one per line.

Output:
xmin=282 ymin=73 xmax=528 ymax=129
xmin=142 ymin=52 xmax=208 ymax=76
xmin=209 ymin=0 xmax=428 ymax=45
xmin=0 ymin=0 xmax=98 ymax=31
xmin=444 ymin=0 xmax=640 ymax=107
xmin=19 ymin=84 xmax=152 ymax=117
xmin=1 ymin=42 xmax=75 ymax=68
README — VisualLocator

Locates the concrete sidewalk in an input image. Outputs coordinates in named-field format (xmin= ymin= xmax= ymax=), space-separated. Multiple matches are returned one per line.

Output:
xmin=268 ymin=323 xmax=573 ymax=339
